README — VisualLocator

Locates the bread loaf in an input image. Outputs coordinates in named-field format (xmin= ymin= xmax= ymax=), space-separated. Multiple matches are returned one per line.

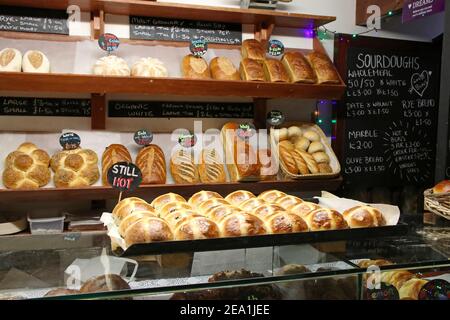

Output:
xmin=241 ymin=39 xmax=265 ymax=62
xmin=279 ymin=147 xmax=298 ymax=175
xmin=219 ymin=212 xmax=266 ymax=237
xmin=151 ymin=193 xmax=186 ymax=210
xmin=210 ymin=57 xmax=240 ymax=80
xmin=264 ymin=211 xmax=309 ymax=234
xmin=93 ymin=55 xmax=130 ymax=76
xmin=123 ymin=216 xmax=173 ymax=246
xmin=136 ymin=144 xmax=166 ymax=185
xmin=188 ymin=191 xmax=223 ymax=208
xmin=159 ymin=201 xmax=193 ymax=219
xmin=51 ymin=148 xmax=100 ymax=188
xmin=433 ymin=180 xmax=450 ymax=193
xmin=303 ymin=130 xmax=320 ymax=142
xmin=399 ymin=278 xmax=428 ymax=300
xmin=239 ymin=198 xmax=267 ymax=212
xmin=262 ymin=58 xmax=289 ymax=82
xmin=380 ymin=271 xmax=415 ymax=290
xmin=22 ymin=50 xmax=50 ymax=73
xmin=239 ymin=58 xmax=265 ymax=81
xmin=291 ymin=150 xmax=309 ymax=175
xmin=112 ymin=197 xmax=155 ymax=222
xmin=281 ymin=51 xmax=316 ymax=83
xmin=118 ymin=210 xmax=157 ymax=236
xmin=318 ymin=163 xmax=333 ymax=174
xmin=198 ymin=198 xmax=230 ymax=215
xmin=251 ymin=203 xmax=286 ymax=219
xmin=312 ymin=152 xmax=330 ymax=163
xmin=101 ymin=144 xmax=132 ymax=186
xmin=170 ymin=149 xmax=199 ymax=184
xmin=287 ymin=201 xmax=321 ymax=217
xmin=165 ymin=209 xmax=202 ymax=228
xmin=225 ymin=190 xmax=255 ymax=206
xmin=293 ymin=137 xmax=310 ymax=151
xmin=131 ymin=57 xmax=168 ymax=77
xmin=257 ymin=190 xmax=286 ymax=203
xmin=308 ymin=141 xmax=325 ymax=154
xmin=181 ymin=54 xmax=211 ymax=79
xmin=343 ymin=205 xmax=386 ymax=228
xmin=307 ymin=52 xmax=340 ymax=84
xmin=0 ymin=48 xmax=22 ymax=72
xmin=198 ymin=149 xmax=226 ymax=183
xmin=303 ymin=208 xmax=348 ymax=231
xmin=205 ymin=205 xmax=242 ymax=222
xmin=297 ymin=151 xmax=319 ymax=174
xmin=173 ymin=216 xmax=220 ymax=240
xmin=275 ymin=195 xmax=303 ymax=210
xmin=3 ymin=142 xmax=51 ymax=189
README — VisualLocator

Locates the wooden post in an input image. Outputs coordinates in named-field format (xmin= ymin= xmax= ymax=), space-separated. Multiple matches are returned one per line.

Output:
xmin=91 ymin=93 xmax=106 ymax=130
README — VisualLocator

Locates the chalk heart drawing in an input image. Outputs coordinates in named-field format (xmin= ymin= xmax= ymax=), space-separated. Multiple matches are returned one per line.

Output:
xmin=411 ymin=70 xmax=430 ymax=97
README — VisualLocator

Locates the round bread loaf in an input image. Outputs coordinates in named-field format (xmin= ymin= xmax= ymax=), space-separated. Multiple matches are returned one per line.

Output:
xmin=433 ymin=180 xmax=450 ymax=193
xmin=93 ymin=55 xmax=130 ymax=76
xmin=239 ymin=198 xmax=266 ymax=212
xmin=343 ymin=205 xmax=386 ymax=228
xmin=264 ymin=211 xmax=309 ymax=234
xmin=257 ymin=190 xmax=286 ymax=203
xmin=275 ymin=195 xmax=303 ymax=210
xmin=225 ymin=190 xmax=255 ymax=206
xmin=205 ymin=205 xmax=242 ymax=222
xmin=198 ymin=198 xmax=230 ymax=215
xmin=22 ymin=50 xmax=50 ymax=73
xmin=303 ymin=208 xmax=348 ymax=231
xmin=151 ymin=193 xmax=186 ymax=210
xmin=159 ymin=201 xmax=193 ymax=219
xmin=112 ymin=197 xmax=155 ymax=222
xmin=251 ymin=203 xmax=285 ymax=219
xmin=287 ymin=201 xmax=321 ymax=217
xmin=287 ymin=126 xmax=302 ymax=139
xmin=293 ymin=137 xmax=310 ymax=151
xmin=308 ymin=141 xmax=325 ymax=154
xmin=0 ymin=48 xmax=22 ymax=72
xmin=219 ymin=212 xmax=266 ymax=237
xmin=118 ymin=210 xmax=157 ymax=236
xmin=165 ymin=209 xmax=202 ymax=228
xmin=188 ymin=191 xmax=223 ymax=208
xmin=131 ymin=57 xmax=168 ymax=77
xmin=123 ymin=216 xmax=173 ymax=246
xmin=173 ymin=216 xmax=220 ymax=240
xmin=303 ymin=130 xmax=320 ymax=142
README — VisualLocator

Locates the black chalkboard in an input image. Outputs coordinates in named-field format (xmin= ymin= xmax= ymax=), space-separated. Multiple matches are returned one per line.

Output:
xmin=109 ymin=101 xmax=253 ymax=119
xmin=0 ymin=6 xmax=69 ymax=35
xmin=336 ymin=37 xmax=441 ymax=187
xmin=129 ymin=16 xmax=242 ymax=45
xmin=0 ymin=97 xmax=91 ymax=117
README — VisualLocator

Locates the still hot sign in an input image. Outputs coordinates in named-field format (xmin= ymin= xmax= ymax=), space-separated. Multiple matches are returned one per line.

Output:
xmin=107 ymin=162 xmax=142 ymax=192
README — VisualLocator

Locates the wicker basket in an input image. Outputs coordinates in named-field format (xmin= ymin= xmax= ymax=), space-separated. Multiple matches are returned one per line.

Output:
xmin=424 ymin=188 xmax=450 ymax=220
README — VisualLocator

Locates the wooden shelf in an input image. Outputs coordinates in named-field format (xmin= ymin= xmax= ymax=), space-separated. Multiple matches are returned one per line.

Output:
xmin=0 ymin=0 xmax=97 ymax=12
xmin=0 ymin=177 xmax=343 ymax=202
xmin=0 ymin=72 xmax=346 ymax=99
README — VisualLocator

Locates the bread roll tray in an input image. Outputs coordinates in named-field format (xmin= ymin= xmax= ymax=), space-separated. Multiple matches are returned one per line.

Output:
xmin=112 ymin=223 xmax=408 ymax=257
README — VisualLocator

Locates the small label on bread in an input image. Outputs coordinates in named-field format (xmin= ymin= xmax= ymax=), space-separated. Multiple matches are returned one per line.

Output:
xmin=178 ymin=132 xmax=197 ymax=148
xmin=98 ymin=33 xmax=120 ymax=52
xmin=134 ymin=129 xmax=153 ymax=146
xmin=267 ymin=39 xmax=284 ymax=57
xmin=237 ymin=122 xmax=256 ymax=140
xmin=267 ymin=110 xmax=285 ymax=126
xmin=59 ymin=132 xmax=81 ymax=150
xmin=189 ymin=38 xmax=208 ymax=57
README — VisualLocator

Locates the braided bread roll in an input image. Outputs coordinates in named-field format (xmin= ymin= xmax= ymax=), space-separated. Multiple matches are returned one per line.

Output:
xmin=264 ymin=211 xmax=309 ymax=234
xmin=112 ymin=197 xmax=155 ymax=222
xmin=135 ymin=144 xmax=166 ymax=185
xmin=151 ymin=193 xmax=186 ymax=211
xmin=51 ymin=148 xmax=100 ymax=188
xmin=198 ymin=149 xmax=226 ymax=183
xmin=101 ymin=144 xmax=132 ymax=185
xmin=302 ymin=208 xmax=348 ymax=231
xmin=343 ymin=205 xmax=386 ymax=228
xmin=3 ymin=142 xmax=51 ymax=189
xmin=173 ymin=215 xmax=220 ymax=240
xmin=188 ymin=191 xmax=223 ymax=208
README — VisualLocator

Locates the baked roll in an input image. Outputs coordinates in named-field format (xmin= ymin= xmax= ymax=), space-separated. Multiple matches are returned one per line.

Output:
xmin=173 ymin=216 xmax=220 ymax=240
xmin=241 ymin=39 xmax=265 ymax=62
xmin=219 ymin=212 xmax=266 ymax=237
xmin=287 ymin=201 xmax=321 ymax=217
xmin=22 ymin=50 xmax=50 ymax=73
xmin=198 ymin=149 xmax=226 ymax=183
xmin=123 ymin=216 xmax=173 ymax=247
xmin=432 ymin=180 xmax=450 ymax=193
xmin=151 ymin=193 xmax=186 ymax=211
xmin=303 ymin=208 xmax=348 ymax=231
xmin=312 ymin=152 xmax=330 ymax=164
xmin=357 ymin=259 xmax=393 ymax=269
xmin=51 ymin=148 xmax=100 ymax=188
xmin=112 ymin=197 xmax=155 ymax=222
xmin=263 ymin=58 xmax=289 ymax=82
xmin=210 ymin=57 xmax=240 ymax=80
xmin=287 ymin=126 xmax=302 ymax=139
xmin=297 ymin=151 xmax=319 ymax=174
xmin=101 ymin=144 xmax=132 ymax=186
xmin=118 ymin=210 xmax=157 ymax=236
xmin=93 ymin=55 xmax=130 ymax=76
xmin=279 ymin=147 xmax=298 ymax=175
xmin=279 ymin=140 xmax=295 ymax=151
xmin=291 ymin=150 xmax=309 ymax=175
xmin=131 ymin=57 xmax=168 ymax=77
xmin=205 ymin=205 xmax=242 ymax=222
xmin=181 ymin=54 xmax=211 ymax=79
xmin=170 ymin=149 xmax=199 ymax=184
xmin=239 ymin=198 xmax=267 ymax=212
xmin=198 ymin=198 xmax=230 ymax=215
xmin=281 ymin=51 xmax=316 ymax=83
xmin=308 ymin=141 xmax=325 ymax=154
xmin=3 ymin=142 xmax=51 ymax=189
xmin=165 ymin=209 xmax=202 ymax=228
xmin=293 ymin=137 xmax=310 ymax=151
xmin=273 ymin=128 xmax=289 ymax=142
xmin=251 ymin=204 xmax=286 ymax=219
xmin=318 ymin=163 xmax=333 ymax=174
xmin=265 ymin=211 xmax=309 ymax=234
xmin=136 ymin=144 xmax=167 ymax=185
xmin=239 ymin=58 xmax=265 ymax=81
xmin=225 ymin=190 xmax=256 ymax=206
xmin=275 ymin=195 xmax=303 ymax=210
xmin=399 ymin=278 xmax=428 ymax=300
xmin=380 ymin=271 xmax=415 ymax=291
xmin=343 ymin=205 xmax=386 ymax=228
xmin=307 ymin=52 xmax=340 ymax=84
xmin=303 ymin=130 xmax=320 ymax=142
xmin=257 ymin=190 xmax=286 ymax=203
xmin=0 ymin=48 xmax=22 ymax=72
xmin=159 ymin=201 xmax=193 ymax=219
xmin=188 ymin=191 xmax=223 ymax=208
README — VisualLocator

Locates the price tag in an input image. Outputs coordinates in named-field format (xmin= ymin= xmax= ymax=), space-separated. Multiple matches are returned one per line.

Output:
xmin=266 ymin=110 xmax=285 ymax=126
xmin=365 ymin=283 xmax=399 ymax=300
xmin=267 ymin=39 xmax=284 ymax=57
xmin=418 ymin=279 xmax=450 ymax=300
xmin=178 ymin=132 xmax=197 ymax=148
xmin=190 ymin=38 xmax=208 ymax=57
xmin=134 ymin=129 xmax=153 ymax=146
xmin=59 ymin=132 xmax=81 ymax=150
xmin=107 ymin=162 xmax=142 ymax=192
xmin=236 ymin=123 xmax=256 ymax=140
xmin=98 ymin=33 xmax=120 ymax=53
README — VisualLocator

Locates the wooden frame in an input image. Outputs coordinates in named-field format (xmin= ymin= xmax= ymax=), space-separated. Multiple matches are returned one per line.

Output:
xmin=355 ymin=0 xmax=404 ymax=26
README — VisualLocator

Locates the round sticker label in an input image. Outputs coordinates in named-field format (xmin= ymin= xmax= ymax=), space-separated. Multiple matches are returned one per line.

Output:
xmin=59 ymin=132 xmax=81 ymax=150
xmin=418 ymin=279 xmax=450 ymax=300
xmin=236 ymin=123 xmax=256 ymax=140
xmin=98 ymin=33 xmax=120 ymax=52
xmin=267 ymin=39 xmax=284 ymax=57
xmin=267 ymin=110 xmax=285 ymax=126
xmin=178 ymin=132 xmax=197 ymax=148
xmin=365 ymin=283 xmax=399 ymax=300
xmin=134 ymin=129 xmax=153 ymax=146
xmin=107 ymin=162 xmax=142 ymax=192
xmin=190 ymin=38 xmax=208 ymax=57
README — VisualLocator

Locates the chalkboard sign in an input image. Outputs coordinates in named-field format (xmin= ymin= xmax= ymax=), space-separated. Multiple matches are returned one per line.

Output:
xmin=109 ymin=101 xmax=253 ymax=119
xmin=0 ymin=97 xmax=91 ymax=117
xmin=335 ymin=36 xmax=441 ymax=187
xmin=0 ymin=6 xmax=69 ymax=35
xmin=129 ymin=16 xmax=242 ymax=45
xmin=107 ymin=162 xmax=142 ymax=192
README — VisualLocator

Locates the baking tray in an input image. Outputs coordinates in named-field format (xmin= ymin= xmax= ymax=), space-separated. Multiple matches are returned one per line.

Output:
xmin=114 ymin=223 xmax=409 ymax=257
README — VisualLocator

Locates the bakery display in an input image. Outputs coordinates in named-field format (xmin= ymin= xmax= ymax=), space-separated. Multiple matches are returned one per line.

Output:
xmin=3 ymin=142 xmax=51 ymax=189
xmin=136 ymin=144 xmax=167 ymax=185
xmin=0 ymin=48 xmax=22 ymax=72
xmin=181 ymin=54 xmax=210 ymax=79
xmin=307 ymin=52 xmax=340 ymax=84
xmin=80 ymin=274 xmax=130 ymax=293
xmin=123 ymin=216 xmax=173 ymax=246
xmin=198 ymin=149 xmax=226 ymax=183
xmin=281 ymin=51 xmax=316 ymax=83
xmin=264 ymin=211 xmax=309 ymax=234
xmin=101 ymin=144 xmax=132 ymax=186
xmin=225 ymin=190 xmax=256 ymax=206
xmin=112 ymin=197 xmax=155 ymax=222
xmin=239 ymin=58 xmax=265 ymax=81
xmin=131 ymin=57 xmax=168 ymax=77
xmin=241 ymin=39 xmax=265 ymax=62
xmin=22 ymin=50 xmax=50 ymax=73
xmin=343 ymin=205 xmax=386 ymax=228
xmin=210 ymin=57 xmax=240 ymax=80
xmin=151 ymin=193 xmax=186 ymax=210
xmin=219 ymin=212 xmax=266 ymax=237
xmin=93 ymin=55 xmax=130 ymax=76
xmin=50 ymin=148 xmax=100 ymax=188
xmin=188 ymin=190 xmax=223 ymax=208
xmin=170 ymin=149 xmax=199 ymax=184
xmin=302 ymin=208 xmax=348 ymax=231
xmin=263 ymin=58 xmax=289 ymax=82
